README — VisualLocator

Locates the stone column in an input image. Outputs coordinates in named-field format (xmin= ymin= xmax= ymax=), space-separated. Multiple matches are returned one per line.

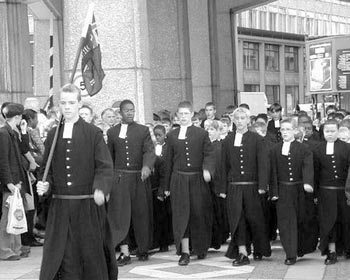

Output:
xmin=187 ymin=0 xmax=212 ymax=111
xmin=63 ymin=0 xmax=152 ymax=123
xmin=0 ymin=0 xmax=33 ymax=103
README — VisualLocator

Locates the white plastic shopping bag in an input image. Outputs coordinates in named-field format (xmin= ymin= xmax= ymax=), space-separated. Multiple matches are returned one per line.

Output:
xmin=6 ymin=188 xmax=28 ymax=235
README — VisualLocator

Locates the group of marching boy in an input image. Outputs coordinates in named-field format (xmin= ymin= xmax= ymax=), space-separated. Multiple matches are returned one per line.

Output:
xmin=1 ymin=83 xmax=350 ymax=280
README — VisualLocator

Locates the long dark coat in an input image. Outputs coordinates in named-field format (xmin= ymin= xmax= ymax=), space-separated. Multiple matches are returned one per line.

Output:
xmin=0 ymin=123 xmax=30 ymax=195
xmin=164 ymin=125 xmax=215 ymax=255
xmin=221 ymin=131 xmax=271 ymax=259
xmin=107 ymin=122 xmax=155 ymax=253
xmin=314 ymin=140 xmax=350 ymax=254
xmin=270 ymin=141 xmax=317 ymax=258
xmin=39 ymin=118 xmax=117 ymax=280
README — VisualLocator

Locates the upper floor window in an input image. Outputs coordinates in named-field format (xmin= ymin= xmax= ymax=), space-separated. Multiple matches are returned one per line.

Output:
xmin=265 ymin=44 xmax=279 ymax=71
xmin=243 ymin=42 xmax=259 ymax=70
xmin=285 ymin=46 xmax=299 ymax=72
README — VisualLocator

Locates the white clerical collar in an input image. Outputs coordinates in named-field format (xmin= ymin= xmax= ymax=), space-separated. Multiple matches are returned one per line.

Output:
xmin=119 ymin=123 xmax=128 ymax=139
xmin=326 ymin=141 xmax=335 ymax=155
xmin=178 ymin=124 xmax=191 ymax=140
xmin=234 ymin=132 xmax=243 ymax=147
xmin=63 ymin=119 xmax=78 ymax=139
xmin=274 ymin=119 xmax=280 ymax=128
xmin=282 ymin=140 xmax=294 ymax=156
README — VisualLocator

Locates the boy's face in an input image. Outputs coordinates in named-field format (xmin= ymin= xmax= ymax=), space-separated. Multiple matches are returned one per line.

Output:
xmin=205 ymin=105 xmax=216 ymax=119
xmin=303 ymin=123 xmax=313 ymax=138
xmin=207 ymin=126 xmax=220 ymax=141
xmin=177 ymin=107 xmax=193 ymax=126
xmin=280 ymin=122 xmax=296 ymax=142
xmin=270 ymin=110 xmax=281 ymax=121
xmin=234 ymin=112 xmax=249 ymax=132
xmin=338 ymin=127 xmax=350 ymax=143
xmin=323 ymin=124 xmax=338 ymax=142
xmin=192 ymin=118 xmax=201 ymax=127
xmin=221 ymin=123 xmax=229 ymax=135
xmin=154 ymin=128 xmax=166 ymax=144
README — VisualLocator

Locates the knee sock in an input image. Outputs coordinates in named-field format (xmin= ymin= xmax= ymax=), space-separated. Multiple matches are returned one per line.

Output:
xmin=120 ymin=244 xmax=130 ymax=256
xmin=181 ymin=238 xmax=190 ymax=254
xmin=238 ymin=245 xmax=248 ymax=256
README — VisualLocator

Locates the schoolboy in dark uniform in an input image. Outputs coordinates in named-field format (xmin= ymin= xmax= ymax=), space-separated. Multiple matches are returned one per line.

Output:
xmin=107 ymin=100 xmax=156 ymax=265
xmin=222 ymin=107 xmax=271 ymax=266
xmin=270 ymin=118 xmax=315 ymax=265
xmin=151 ymin=125 xmax=173 ymax=252
xmin=206 ymin=120 xmax=229 ymax=248
xmin=164 ymin=101 xmax=215 ymax=266
xmin=314 ymin=119 xmax=350 ymax=265
xmin=267 ymin=103 xmax=283 ymax=143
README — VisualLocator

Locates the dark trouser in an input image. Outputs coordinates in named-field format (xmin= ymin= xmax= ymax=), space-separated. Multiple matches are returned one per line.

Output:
xmin=153 ymin=194 xmax=173 ymax=248
xmin=21 ymin=210 xmax=36 ymax=246
xmin=276 ymin=185 xmax=303 ymax=259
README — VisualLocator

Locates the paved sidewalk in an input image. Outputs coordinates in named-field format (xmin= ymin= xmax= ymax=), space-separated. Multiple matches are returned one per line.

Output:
xmin=0 ymin=241 xmax=350 ymax=279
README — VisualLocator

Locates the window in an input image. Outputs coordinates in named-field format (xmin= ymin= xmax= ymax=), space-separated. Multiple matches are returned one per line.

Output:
xmin=243 ymin=42 xmax=259 ymax=70
xmin=244 ymin=84 xmax=260 ymax=92
xmin=265 ymin=44 xmax=279 ymax=71
xmin=265 ymin=85 xmax=280 ymax=104
xmin=285 ymin=46 xmax=299 ymax=72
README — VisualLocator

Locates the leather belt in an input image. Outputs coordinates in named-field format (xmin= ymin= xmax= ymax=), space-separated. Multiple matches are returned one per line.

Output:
xmin=175 ymin=170 xmax=201 ymax=176
xmin=52 ymin=194 xmax=94 ymax=200
xmin=115 ymin=169 xmax=141 ymax=174
xmin=320 ymin=186 xmax=344 ymax=190
xmin=279 ymin=181 xmax=302 ymax=186
xmin=229 ymin=181 xmax=257 ymax=186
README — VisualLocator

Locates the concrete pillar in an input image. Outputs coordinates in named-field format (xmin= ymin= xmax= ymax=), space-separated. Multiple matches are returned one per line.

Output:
xmin=187 ymin=0 xmax=212 ymax=111
xmin=33 ymin=19 xmax=62 ymax=103
xmin=259 ymin=43 xmax=265 ymax=94
xmin=0 ymin=0 xmax=33 ymax=103
xmin=279 ymin=44 xmax=286 ymax=113
xmin=63 ymin=0 xmax=152 ymax=123
xmin=147 ymin=0 xmax=192 ymax=114
xmin=298 ymin=46 xmax=304 ymax=103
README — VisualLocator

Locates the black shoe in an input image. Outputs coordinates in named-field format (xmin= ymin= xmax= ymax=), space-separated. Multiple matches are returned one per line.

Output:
xmin=197 ymin=254 xmax=206 ymax=260
xmin=30 ymin=240 xmax=43 ymax=247
xmin=284 ymin=258 xmax=296 ymax=265
xmin=232 ymin=253 xmax=250 ymax=266
xmin=178 ymin=253 xmax=190 ymax=266
xmin=138 ymin=253 xmax=149 ymax=261
xmin=253 ymin=253 xmax=262 ymax=261
xmin=325 ymin=252 xmax=337 ymax=265
xmin=116 ymin=253 xmax=131 ymax=266
xmin=159 ymin=246 xmax=169 ymax=252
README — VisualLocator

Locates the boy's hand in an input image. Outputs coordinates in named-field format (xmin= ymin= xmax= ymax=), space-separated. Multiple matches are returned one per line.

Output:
xmin=303 ymin=184 xmax=313 ymax=193
xmin=141 ymin=166 xmax=151 ymax=181
xmin=203 ymin=170 xmax=211 ymax=182
xmin=164 ymin=191 xmax=170 ymax=197
xmin=271 ymin=196 xmax=279 ymax=201
xmin=37 ymin=181 xmax=49 ymax=196
xmin=258 ymin=189 xmax=266 ymax=194
xmin=218 ymin=193 xmax=226 ymax=199
xmin=94 ymin=189 xmax=105 ymax=206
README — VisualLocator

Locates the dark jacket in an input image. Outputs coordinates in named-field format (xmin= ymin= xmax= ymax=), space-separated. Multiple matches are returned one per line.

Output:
xmin=221 ymin=130 xmax=268 ymax=192
xmin=0 ymin=123 xmax=29 ymax=194
xmin=107 ymin=122 xmax=155 ymax=170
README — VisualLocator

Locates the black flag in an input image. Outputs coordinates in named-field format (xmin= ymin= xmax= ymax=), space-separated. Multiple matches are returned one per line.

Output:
xmin=81 ymin=15 xmax=105 ymax=96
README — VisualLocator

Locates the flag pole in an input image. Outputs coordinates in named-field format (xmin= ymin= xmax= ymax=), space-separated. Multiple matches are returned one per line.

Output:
xmin=42 ymin=4 xmax=95 ymax=182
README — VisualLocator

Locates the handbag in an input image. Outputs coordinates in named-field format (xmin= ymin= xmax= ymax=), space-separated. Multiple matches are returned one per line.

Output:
xmin=6 ymin=188 xmax=28 ymax=235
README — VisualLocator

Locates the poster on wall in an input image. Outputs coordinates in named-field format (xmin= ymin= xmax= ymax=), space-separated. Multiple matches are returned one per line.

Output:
xmin=336 ymin=49 xmax=350 ymax=91
xmin=309 ymin=42 xmax=332 ymax=91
